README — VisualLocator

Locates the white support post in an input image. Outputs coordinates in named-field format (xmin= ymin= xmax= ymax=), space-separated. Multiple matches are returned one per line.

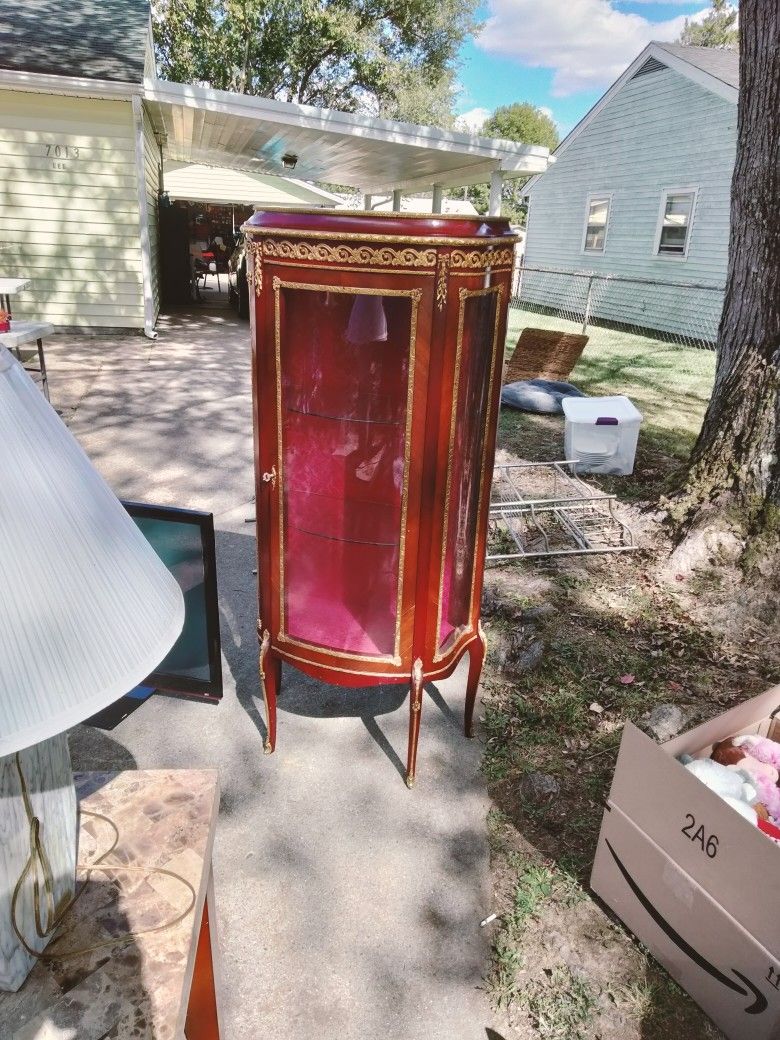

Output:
xmin=392 ymin=189 xmax=402 ymax=212
xmin=431 ymin=184 xmax=443 ymax=214
xmin=132 ymin=95 xmax=158 ymax=339
xmin=489 ymin=170 xmax=504 ymax=216
xmin=363 ymin=194 xmax=373 ymax=211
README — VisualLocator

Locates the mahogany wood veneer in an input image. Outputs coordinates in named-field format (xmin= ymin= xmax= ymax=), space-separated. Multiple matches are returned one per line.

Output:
xmin=244 ymin=209 xmax=516 ymax=786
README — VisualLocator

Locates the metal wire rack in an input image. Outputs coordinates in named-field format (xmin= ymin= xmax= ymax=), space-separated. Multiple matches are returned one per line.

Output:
xmin=487 ymin=460 xmax=637 ymax=560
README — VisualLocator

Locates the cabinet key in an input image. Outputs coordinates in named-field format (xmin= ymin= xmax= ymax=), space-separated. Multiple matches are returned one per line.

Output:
xmin=262 ymin=467 xmax=277 ymax=488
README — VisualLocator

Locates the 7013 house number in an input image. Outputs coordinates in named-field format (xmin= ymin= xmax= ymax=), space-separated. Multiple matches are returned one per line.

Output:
xmin=682 ymin=814 xmax=719 ymax=857
xmin=44 ymin=144 xmax=80 ymax=170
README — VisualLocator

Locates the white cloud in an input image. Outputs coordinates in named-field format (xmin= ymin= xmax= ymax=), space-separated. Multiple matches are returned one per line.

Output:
xmin=477 ymin=0 xmax=707 ymax=96
xmin=456 ymin=106 xmax=491 ymax=132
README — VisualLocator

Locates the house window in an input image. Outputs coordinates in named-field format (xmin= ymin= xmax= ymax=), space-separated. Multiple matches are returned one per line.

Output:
xmin=582 ymin=195 xmax=611 ymax=253
xmin=655 ymin=189 xmax=697 ymax=257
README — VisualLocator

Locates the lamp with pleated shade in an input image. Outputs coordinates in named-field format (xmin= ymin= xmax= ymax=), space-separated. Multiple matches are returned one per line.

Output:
xmin=0 ymin=344 xmax=185 ymax=990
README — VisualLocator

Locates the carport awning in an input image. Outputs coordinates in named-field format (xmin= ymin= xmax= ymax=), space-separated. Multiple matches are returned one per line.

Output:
xmin=162 ymin=161 xmax=341 ymax=207
xmin=143 ymin=80 xmax=550 ymax=195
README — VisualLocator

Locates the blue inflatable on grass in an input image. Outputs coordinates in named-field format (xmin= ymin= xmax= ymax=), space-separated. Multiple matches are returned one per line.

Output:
xmin=501 ymin=378 xmax=586 ymax=415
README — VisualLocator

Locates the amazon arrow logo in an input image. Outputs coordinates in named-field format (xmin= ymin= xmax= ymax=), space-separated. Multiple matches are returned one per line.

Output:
xmin=605 ymin=839 xmax=767 ymax=1016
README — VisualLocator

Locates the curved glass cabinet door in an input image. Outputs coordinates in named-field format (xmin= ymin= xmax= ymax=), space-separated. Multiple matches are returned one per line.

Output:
xmin=274 ymin=283 xmax=416 ymax=660
xmin=437 ymin=286 xmax=502 ymax=653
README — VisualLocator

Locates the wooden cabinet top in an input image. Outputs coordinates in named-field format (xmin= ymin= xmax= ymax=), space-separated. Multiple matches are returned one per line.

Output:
xmin=242 ymin=207 xmax=518 ymax=246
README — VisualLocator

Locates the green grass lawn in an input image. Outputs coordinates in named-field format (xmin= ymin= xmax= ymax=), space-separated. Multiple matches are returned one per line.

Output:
xmin=501 ymin=307 xmax=717 ymax=501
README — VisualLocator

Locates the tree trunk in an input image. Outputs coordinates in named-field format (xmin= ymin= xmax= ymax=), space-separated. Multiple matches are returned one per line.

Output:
xmin=670 ymin=0 xmax=780 ymax=544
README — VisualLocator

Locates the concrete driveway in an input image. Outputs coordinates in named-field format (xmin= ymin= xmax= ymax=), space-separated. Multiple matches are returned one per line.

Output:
xmin=53 ymin=302 xmax=499 ymax=1040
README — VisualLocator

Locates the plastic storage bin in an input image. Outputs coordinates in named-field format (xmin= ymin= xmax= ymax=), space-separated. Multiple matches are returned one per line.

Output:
xmin=562 ymin=395 xmax=643 ymax=475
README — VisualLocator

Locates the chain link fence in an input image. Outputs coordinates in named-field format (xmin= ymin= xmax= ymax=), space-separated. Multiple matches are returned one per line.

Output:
xmin=504 ymin=263 xmax=725 ymax=449
xmin=511 ymin=264 xmax=723 ymax=364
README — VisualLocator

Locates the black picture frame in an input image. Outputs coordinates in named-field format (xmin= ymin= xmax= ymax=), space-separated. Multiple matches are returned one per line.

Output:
xmin=123 ymin=500 xmax=223 ymax=702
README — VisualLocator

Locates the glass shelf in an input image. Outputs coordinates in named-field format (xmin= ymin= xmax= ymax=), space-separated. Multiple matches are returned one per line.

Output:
xmin=285 ymin=406 xmax=402 ymax=427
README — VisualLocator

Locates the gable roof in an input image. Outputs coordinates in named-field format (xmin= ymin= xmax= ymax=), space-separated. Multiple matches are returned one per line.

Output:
xmin=0 ymin=0 xmax=150 ymax=83
xmin=525 ymin=41 xmax=738 ymax=196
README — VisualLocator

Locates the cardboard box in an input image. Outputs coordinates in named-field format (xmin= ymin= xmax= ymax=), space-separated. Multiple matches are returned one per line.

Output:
xmin=591 ymin=685 xmax=780 ymax=1040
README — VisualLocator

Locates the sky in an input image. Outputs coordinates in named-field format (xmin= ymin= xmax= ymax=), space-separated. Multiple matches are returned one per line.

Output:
xmin=455 ymin=0 xmax=711 ymax=138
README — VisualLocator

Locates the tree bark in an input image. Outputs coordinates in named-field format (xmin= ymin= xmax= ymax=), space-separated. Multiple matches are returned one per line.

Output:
xmin=670 ymin=0 xmax=780 ymax=541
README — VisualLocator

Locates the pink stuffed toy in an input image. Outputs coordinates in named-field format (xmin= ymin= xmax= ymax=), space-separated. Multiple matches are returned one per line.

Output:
xmin=711 ymin=736 xmax=780 ymax=824
xmin=734 ymin=734 xmax=780 ymax=770
xmin=749 ymin=773 xmax=780 ymax=821
xmin=712 ymin=737 xmax=779 ymax=784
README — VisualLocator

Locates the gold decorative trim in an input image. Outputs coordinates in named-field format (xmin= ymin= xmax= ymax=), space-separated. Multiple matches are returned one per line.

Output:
xmin=406 ymin=657 xmax=425 ymax=788
xmin=245 ymin=240 xmax=262 ymax=295
xmin=258 ymin=623 xmax=273 ymax=753
xmin=243 ymin=225 xmax=519 ymax=248
xmin=435 ymin=624 xmax=475 ymax=663
xmin=435 ymin=252 xmax=450 ymax=311
xmin=263 ymin=259 xmax=435 ymax=277
xmin=468 ymin=287 xmax=505 ymax=620
xmin=272 ymin=279 xmax=422 ymax=665
xmin=263 ymin=238 xmax=436 ymax=269
xmin=276 ymin=645 xmax=404 ymax=679
xmin=450 ymin=247 xmax=515 ymax=270
xmin=277 ymin=632 xmax=402 ymax=668
xmin=410 ymin=658 xmax=424 ymax=713
xmin=433 ymin=284 xmax=504 ymax=663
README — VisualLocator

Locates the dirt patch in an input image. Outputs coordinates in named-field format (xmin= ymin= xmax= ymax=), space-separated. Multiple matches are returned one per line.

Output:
xmin=480 ymin=438 xmax=778 ymax=1038
xmin=486 ymin=813 xmax=725 ymax=1040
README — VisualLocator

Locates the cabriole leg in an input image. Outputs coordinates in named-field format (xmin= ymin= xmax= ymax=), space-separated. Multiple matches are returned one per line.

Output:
xmin=464 ymin=624 xmax=487 ymax=739
xmin=405 ymin=658 xmax=425 ymax=789
xmin=258 ymin=624 xmax=279 ymax=754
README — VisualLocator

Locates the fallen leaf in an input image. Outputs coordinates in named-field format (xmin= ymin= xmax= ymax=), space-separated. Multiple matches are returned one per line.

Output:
xmin=619 ymin=674 xmax=635 ymax=685
xmin=589 ymin=702 xmax=604 ymax=714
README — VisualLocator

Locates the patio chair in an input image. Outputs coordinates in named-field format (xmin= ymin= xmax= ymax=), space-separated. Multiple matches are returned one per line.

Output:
xmin=503 ymin=327 xmax=589 ymax=385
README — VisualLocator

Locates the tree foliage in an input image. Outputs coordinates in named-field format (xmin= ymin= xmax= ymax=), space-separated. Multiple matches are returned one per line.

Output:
xmin=482 ymin=103 xmax=559 ymax=154
xmin=677 ymin=0 xmax=738 ymax=48
xmin=454 ymin=103 xmax=560 ymax=222
xmin=152 ymin=0 xmax=477 ymax=121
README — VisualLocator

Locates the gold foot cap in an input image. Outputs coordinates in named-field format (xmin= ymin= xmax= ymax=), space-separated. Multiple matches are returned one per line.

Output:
xmin=264 ymin=740 xmax=274 ymax=755
xmin=405 ymin=773 xmax=415 ymax=789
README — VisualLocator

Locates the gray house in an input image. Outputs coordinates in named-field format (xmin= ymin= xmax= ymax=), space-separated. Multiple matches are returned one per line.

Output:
xmin=522 ymin=42 xmax=739 ymax=340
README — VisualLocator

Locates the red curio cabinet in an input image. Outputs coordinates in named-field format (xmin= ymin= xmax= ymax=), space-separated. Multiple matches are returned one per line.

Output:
xmin=244 ymin=209 xmax=516 ymax=786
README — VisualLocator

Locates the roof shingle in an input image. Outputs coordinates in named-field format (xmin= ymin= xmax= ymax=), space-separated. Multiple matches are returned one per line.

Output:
xmin=0 ymin=0 xmax=150 ymax=83
xmin=654 ymin=42 xmax=739 ymax=90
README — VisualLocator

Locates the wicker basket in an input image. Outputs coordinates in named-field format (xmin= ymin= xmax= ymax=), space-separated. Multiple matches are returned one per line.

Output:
xmin=503 ymin=327 xmax=589 ymax=384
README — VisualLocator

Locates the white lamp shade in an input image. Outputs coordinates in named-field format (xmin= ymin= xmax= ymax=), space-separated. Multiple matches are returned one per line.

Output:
xmin=0 ymin=346 xmax=185 ymax=756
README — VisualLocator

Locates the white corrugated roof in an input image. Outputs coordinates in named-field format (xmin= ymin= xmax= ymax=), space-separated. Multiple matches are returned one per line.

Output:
xmin=143 ymin=79 xmax=550 ymax=194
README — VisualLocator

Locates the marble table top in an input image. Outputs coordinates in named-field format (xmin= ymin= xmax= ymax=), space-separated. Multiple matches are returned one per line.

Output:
xmin=0 ymin=769 xmax=220 ymax=1040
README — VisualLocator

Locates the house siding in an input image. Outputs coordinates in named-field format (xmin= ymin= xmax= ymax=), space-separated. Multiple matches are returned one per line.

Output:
xmin=0 ymin=89 xmax=145 ymax=328
xmin=523 ymin=66 xmax=736 ymax=338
